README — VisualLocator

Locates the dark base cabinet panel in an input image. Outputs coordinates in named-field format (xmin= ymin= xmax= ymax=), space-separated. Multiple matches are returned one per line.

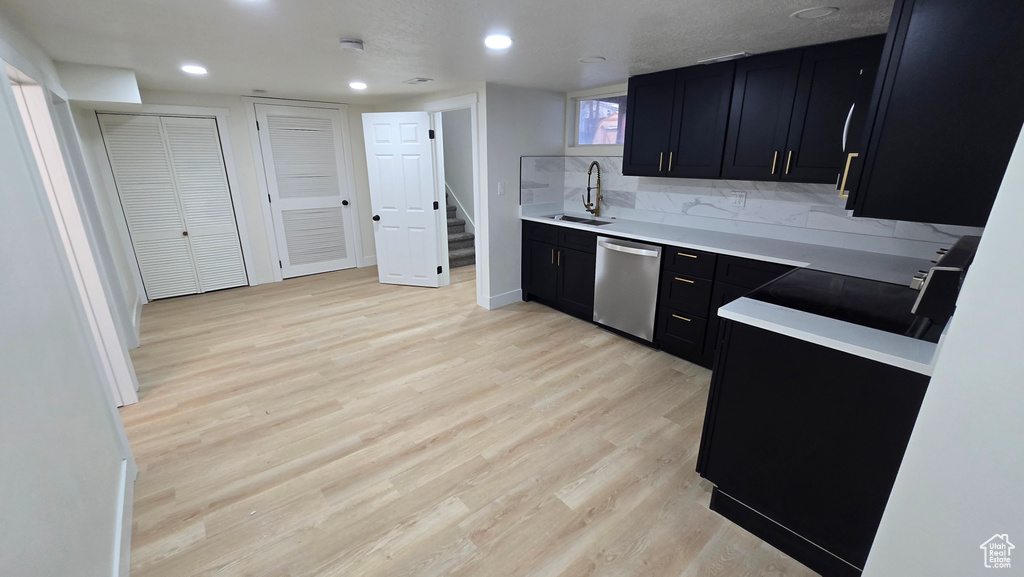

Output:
xmin=698 ymin=321 xmax=929 ymax=570
xmin=525 ymin=240 xmax=558 ymax=302
xmin=703 ymin=282 xmax=753 ymax=355
xmin=521 ymin=222 xmax=596 ymax=322
xmin=656 ymin=307 xmax=708 ymax=365
xmin=710 ymin=489 xmax=863 ymax=577
xmin=556 ymin=247 xmax=596 ymax=320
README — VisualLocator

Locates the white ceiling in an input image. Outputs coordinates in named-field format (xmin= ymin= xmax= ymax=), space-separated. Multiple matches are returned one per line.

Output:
xmin=0 ymin=0 xmax=893 ymax=104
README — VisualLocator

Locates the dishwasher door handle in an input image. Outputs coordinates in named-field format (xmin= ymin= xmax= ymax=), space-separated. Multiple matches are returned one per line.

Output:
xmin=597 ymin=240 xmax=660 ymax=258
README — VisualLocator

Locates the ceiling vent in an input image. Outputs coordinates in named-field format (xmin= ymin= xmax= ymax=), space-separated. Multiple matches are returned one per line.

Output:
xmin=402 ymin=77 xmax=435 ymax=85
xmin=339 ymin=38 xmax=365 ymax=52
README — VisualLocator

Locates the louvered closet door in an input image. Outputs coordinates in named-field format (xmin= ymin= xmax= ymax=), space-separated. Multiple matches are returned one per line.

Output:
xmin=99 ymin=114 xmax=199 ymax=299
xmin=99 ymin=114 xmax=247 ymax=299
xmin=161 ymin=117 xmax=247 ymax=292
xmin=255 ymin=104 xmax=358 ymax=278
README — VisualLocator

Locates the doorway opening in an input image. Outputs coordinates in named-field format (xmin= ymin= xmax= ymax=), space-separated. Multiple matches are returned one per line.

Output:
xmin=435 ymin=108 xmax=477 ymax=294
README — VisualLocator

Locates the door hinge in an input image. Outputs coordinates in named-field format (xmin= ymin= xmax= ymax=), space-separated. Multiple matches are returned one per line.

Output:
xmin=268 ymin=194 xmax=272 ymax=203
xmin=437 ymin=265 xmax=443 ymax=274
xmin=256 ymin=120 xmax=260 ymax=131
xmin=279 ymin=260 xmax=282 ymax=268
xmin=428 ymin=129 xmax=435 ymax=140
xmin=433 ymin=201 xmax=439 ymax=210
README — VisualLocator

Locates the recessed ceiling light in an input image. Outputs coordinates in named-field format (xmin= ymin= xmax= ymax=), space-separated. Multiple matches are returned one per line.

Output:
xmin=791 ymin=6 xmax=840 ymax=19
xmin=579 ymin=56 xmax=606 ymax=64
xmin=181 ymin=64 xmax=208 ymax=75
xmin=349 ymin=81 xmax=367 ymax=90
xmin=484 ymin=34 xmax=513 ymax=50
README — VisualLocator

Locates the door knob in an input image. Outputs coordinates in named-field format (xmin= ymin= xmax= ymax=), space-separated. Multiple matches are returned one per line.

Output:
xmin=372 ymin=215 xmax=380 ymax=221
xmin=342 ymin=200 xmax=349 ymax=206
xmin=182 ymin=231 xmax=188 ymax=236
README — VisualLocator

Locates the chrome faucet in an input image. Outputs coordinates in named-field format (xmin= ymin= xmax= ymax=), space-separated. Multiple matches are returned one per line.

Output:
xmin=583 ymin=161 xmax=603 ymax=216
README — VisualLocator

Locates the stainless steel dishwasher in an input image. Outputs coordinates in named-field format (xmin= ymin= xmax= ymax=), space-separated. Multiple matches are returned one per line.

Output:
xmin=593 ymin=236 xmax=662 ymax=342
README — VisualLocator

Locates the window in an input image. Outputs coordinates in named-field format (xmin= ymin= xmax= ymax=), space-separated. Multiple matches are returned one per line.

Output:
xmin=574 ymin=95 xmax=627 ymax=146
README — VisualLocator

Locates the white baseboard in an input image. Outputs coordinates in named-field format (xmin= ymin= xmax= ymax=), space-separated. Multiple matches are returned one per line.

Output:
xmin=487 ymin=289 xmax=523 ymax=310
xmin=130 ymin=298 xmax=143 ymax=349
xmin=360 ymin=255 xmax=377 ymax=267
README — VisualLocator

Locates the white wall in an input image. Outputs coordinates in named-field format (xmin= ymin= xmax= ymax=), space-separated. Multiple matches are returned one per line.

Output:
xmin=442 ymin=107 xmax=475 ymax=232
xmin=863 ymin=128 xmax=1024 ymax=576
xmin=0 ymin=13 xmax=136 ymax=575
xmin=54 ymin=62 xmax=141 ymax=105
xmin=484 ymin=82 xmax=566 ymax=308
xmin=74 ymin=90 xmax=378 ymax=289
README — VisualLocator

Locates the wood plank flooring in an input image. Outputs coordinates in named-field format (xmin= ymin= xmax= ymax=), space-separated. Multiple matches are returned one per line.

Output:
xmin=121 ymin=265 xmax=816 ymax=577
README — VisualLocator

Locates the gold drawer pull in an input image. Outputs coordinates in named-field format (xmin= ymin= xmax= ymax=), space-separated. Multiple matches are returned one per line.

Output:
xmin=839 ymin=152 xmax=859 ymax=199
xmin=658 ymin=152 xmax=664 ymax=172
xmin=674 ymin=277 xmax=694 ymax=284
xmin=677 ymin=252 xmax=698 ymax=259
xmin=672 ymin=314 xmax=692 ymax=322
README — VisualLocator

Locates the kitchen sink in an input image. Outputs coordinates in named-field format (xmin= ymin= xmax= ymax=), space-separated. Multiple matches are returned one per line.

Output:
xmin=549 ymin=214 xmax=614 ymax=226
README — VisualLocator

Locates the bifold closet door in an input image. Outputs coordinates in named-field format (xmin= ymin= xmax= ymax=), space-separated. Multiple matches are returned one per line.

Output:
xmin=99 ymin=114 xmax=246 ymax=299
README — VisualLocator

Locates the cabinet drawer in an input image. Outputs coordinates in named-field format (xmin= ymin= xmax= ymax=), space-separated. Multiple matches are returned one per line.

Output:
xmin=658 ymin=307 xmax=708 ymax=359
xmin=559 ymin=228 xmax=596 ymax=254
xmin=663 ymin=246 xmax=717 ymax=278
xmin=659 ymin=273 xmax=713 ymax=316
xmin=715 ymin=256 xmax=793 ymax=289
xmin=525 ymin=220 xmax=559 ymax=244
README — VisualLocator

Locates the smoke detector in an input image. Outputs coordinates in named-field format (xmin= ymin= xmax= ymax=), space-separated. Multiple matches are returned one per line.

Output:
xmin=339 ymin=38 xmax=365 ymax=52
xmin=402 ymin=77 xmax=434 ymax=85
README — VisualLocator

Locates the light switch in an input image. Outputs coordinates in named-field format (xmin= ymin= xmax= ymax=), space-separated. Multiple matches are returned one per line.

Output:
xmin=730 ymin=191 xmax=746 ymax=207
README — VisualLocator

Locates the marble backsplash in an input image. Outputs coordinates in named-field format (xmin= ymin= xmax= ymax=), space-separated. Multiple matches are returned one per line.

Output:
xmin=521 ymin=156 xmax=983 ymax=247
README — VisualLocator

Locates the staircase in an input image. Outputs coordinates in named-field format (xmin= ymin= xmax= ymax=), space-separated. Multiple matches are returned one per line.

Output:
xmin=446 ymin=195 xmax=476 ymax=268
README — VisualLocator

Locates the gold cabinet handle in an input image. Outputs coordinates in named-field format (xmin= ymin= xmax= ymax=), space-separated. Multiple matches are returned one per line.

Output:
xmin=668 ymin=152 xmax=674 ymax=172
xmin=658 ymin=152 xmax=664 ymax=172
xmin=677 ymin=252 xmax=698 ymax=259
xmin=672 ymin=314 xmax=692 ymax=322
xmin=785 ymin=150 xmax=793 ymax=175
xmin=557 ymin=250 xmax=561 ymax=266
xmin=838 ymin=152 xmax=859 ymax=198
xmin=551 ymin=249 xmax=554 ymax=265
xmin=674 ymin=277 xmax=694 ymax=284
xmin=771 ymin=150 xmax=779 ymax=175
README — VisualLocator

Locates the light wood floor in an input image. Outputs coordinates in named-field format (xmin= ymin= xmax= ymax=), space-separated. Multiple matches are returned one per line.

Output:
xmin=121 ymin=265 xmax=816 ymax=577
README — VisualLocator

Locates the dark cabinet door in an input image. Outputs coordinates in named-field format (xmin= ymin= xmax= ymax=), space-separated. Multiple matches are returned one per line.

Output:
xmin=783 ymin=36 xmax=885 ymax=184
xmin=556 ymin=247 xmax=596 ymax=320
xmin=848 ymin=0 xmax=1024 ymax=227
xmin=525 ymin=240 xmax=558 ymax=302
xmin=666 ymin=62 xmax=735 ymax=178
xmin=721 ymin=51 xmax=802 ymax=181
xmin=703 ymin=282 xmax=752 ymax=359
xmin=622 ymin=71 xmax=677 ymax=176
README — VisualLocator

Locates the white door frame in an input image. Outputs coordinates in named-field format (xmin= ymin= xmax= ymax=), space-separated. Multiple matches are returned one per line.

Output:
xmin=423 ymin=94 xmax=484 ymax=305
xmin=243 ymin=97 xmax=365 ymax=282
xmin=93 ymin=104 xmax=258 ymax=292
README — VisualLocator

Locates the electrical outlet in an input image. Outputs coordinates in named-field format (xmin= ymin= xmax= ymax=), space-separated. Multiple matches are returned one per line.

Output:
xmin=498 ymin=182 xmax=506 ymax=196
xmin=730 ymin=191 xmax=747 ymax=207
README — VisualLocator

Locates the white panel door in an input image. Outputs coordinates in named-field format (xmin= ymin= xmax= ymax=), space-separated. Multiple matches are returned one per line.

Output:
xmin=362 ymin=112 xmax=442 ymax=287
xmin=161 ymin=116 xmax=248 ymax=292
xmin=98 ymin=114 xmax=199 ymax=300
xmin=255 ymin=104 xmax=358 ymax=278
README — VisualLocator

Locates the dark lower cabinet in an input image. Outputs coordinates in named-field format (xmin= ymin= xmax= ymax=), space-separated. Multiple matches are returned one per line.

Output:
xmin=656 ymin=307 xmax=707 ymax=360
xmin=703 ymin=282 xmax=751 ymax=357
xmin=847 ymin=0 xmax=1024 ymax=227
xmin=522 ymin=222 xmax=596 ymax=321
xmin=697 ymin=320 xmax=930 ymax=575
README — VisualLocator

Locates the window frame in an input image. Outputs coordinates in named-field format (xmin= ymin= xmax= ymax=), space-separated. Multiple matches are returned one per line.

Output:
xmin=564 ymin=83 xmax=628 ymax=156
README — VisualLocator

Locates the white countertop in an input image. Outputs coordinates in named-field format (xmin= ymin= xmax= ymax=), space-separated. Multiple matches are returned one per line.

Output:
xmin=522 ymin=213 xmax=932 ymax=285
xmin=522 ymin=212 xmax=940 ymax=375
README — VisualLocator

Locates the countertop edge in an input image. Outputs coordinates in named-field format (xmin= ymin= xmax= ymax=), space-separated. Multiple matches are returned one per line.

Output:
xmin=719 ymin=298 xmax=937 ymax=376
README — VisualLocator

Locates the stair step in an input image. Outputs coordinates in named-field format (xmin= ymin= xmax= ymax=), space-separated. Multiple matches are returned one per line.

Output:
xmin=448 ymin=247 xmax=475 ymax=259
xmin=446 ymin=205 xmax=457 ymax=216
xmin=447 ymin=231 xmax=474 ymax=243
xmin=446 ymin=217 xmax=466 ymax=227
xmin=449 ymin=238 xmax=474 ymax=251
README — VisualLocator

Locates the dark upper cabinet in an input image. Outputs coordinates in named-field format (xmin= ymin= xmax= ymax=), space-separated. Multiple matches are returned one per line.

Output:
xmin=721 ymin=51 xmax=802 ymax=181
xmin=666 ymin=62 xmax=735 ymax=178
xmin=623 ymin=63 xmax=734 ymax=178
xmin=783 ymin=36 xmax=885 ymax=184
xmin=847 ymin=0 xmax=1024 ymax=227
xmin=622 ymin=71 xmax=677 ymax=176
